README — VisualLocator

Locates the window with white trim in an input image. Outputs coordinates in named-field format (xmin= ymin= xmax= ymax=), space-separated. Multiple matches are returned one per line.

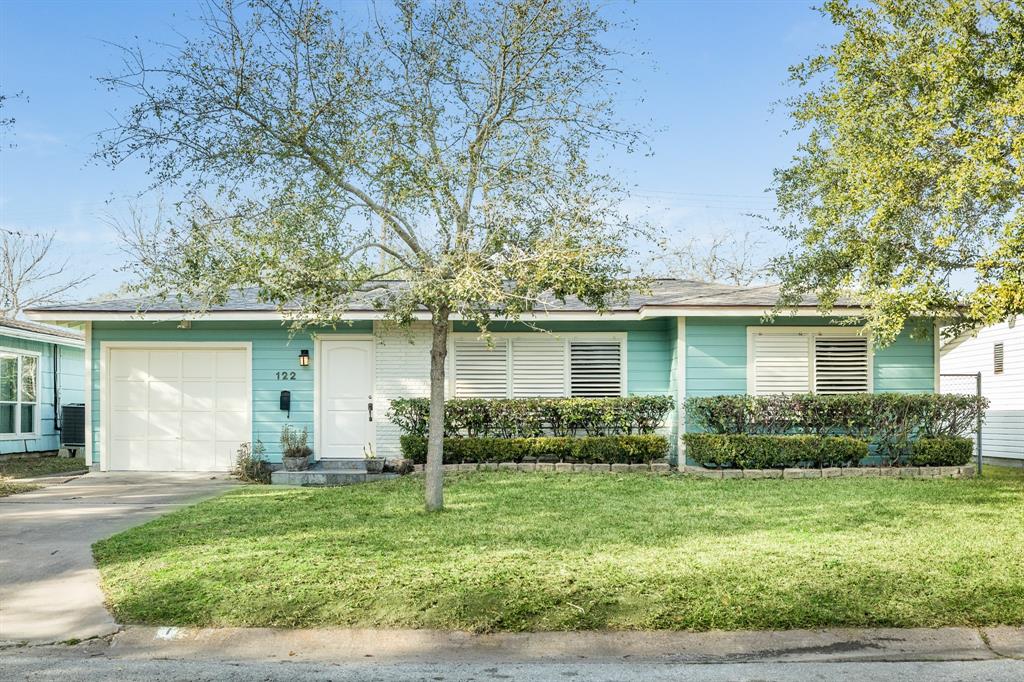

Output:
xmin=748 ymin=329 xmax=871 ymax=395
xmin=0 ymin=351 xmax=39 ymax=436
xmin=451 ymin=334 xmax=625 ymax=398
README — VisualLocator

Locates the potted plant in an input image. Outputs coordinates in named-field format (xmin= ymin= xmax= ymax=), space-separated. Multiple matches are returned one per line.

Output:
xmin=281 ymin=425 xmax=313 ymax=471
xmin=364 ymin=443 xmax=384 ymax=474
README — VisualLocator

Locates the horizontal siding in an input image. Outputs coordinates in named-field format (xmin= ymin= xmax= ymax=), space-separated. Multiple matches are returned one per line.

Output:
xmin=93 ymin=319 xmax=677 ymax=465
xmin=874 ymin=326 xmax=935 ymax=392
xmin=91 ymin=321 xmax=371 ymax=464
xmin=941 ymin=319 xmax=1023 ymax=411
xmin=685 ymin=317 xmax=935 ymax=398
xmin=0 ymin=335 xmax=84 ymax=455
xmin=982 ymin=410 xmax=1024 ymax=460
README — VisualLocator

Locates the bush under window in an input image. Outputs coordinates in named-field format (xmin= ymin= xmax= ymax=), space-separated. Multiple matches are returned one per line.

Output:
xmin=908 ymin=437 xmax=973 ymax=466
xmin=388 ymin=396 xmax=674 ymax=438
xmin=400 ymin=433 xmax=669 ymax=464
xmin=684 ymin=393 xmax=986 ymax=463
xmin=683 ymin=433 xmax=868 ymax=469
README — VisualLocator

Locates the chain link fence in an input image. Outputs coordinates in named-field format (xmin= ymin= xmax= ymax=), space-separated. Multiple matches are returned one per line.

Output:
xmin=939 ymin=372 xmax=984 ymax=473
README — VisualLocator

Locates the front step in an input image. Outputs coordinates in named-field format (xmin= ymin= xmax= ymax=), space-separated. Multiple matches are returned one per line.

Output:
xmin=317 ymin=459 xmax=368 ymax=472
xmin=271 ymin=459 xmax=396 ymax=487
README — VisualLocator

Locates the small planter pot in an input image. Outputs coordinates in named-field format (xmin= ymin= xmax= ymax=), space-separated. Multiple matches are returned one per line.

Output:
xmin=365 ymin=458 xmax=385 ymax=474
xmin=282 ymin=455 xmax=310 ymax=471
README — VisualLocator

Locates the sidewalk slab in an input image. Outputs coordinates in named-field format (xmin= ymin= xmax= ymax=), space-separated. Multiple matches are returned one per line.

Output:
xmin=985 ymin=627 xmax=1024 ymax=659
xmin=108 ymin=625 xmax=1006 ymax=664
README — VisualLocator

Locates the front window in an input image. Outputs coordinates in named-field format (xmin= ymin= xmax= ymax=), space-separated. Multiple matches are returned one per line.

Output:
xmin=748 ymin=328 xmax=871 ymax=396
xmin=451 ymin=333 xmax=625 ymax=398
xmin=0 ymin=351 xmax=39 ymax=436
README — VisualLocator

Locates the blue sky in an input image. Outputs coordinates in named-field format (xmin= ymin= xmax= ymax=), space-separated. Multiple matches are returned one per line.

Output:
xmin=0 ymin=0 xmax=838 ymax=299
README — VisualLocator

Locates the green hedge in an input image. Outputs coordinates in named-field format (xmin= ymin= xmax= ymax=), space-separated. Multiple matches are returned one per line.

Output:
xmin=909 ymin=437 xmax=974 ymax=466
xmin=388 ymin=396 xmax=674 ymax=438
xmin=683 ymin=433 xmax=869 ymax=469
xmin=400 ymin=434 xmax=669 ymax=464
xmin=685 ymin=393 xmax=987 ymax=460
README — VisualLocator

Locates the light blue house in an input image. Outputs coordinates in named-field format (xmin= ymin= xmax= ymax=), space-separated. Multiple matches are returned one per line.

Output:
xmin=0 ymin=319 xmax=85 ymax=455
xmin=26 ymin=280 xmax=938 ymax=471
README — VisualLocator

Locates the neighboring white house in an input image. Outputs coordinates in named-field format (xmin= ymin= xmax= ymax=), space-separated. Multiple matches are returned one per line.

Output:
xmin=941 ymin=318 xmax=1024 ymax=463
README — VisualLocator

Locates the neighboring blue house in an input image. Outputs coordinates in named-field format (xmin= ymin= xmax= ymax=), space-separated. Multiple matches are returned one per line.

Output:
xmin=25 ymin=280 xmax=938 ymax=471
xmin=0 ymin=319 xmax=85 ymax=455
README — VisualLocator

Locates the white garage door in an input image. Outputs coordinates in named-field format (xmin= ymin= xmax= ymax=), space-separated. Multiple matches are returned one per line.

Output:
xmin=106 ymin=346 xmax=250 ymax=471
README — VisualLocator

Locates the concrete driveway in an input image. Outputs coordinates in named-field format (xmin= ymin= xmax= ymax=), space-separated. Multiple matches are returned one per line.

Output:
xmin=0 ymin=472 xmax=237 ymax=645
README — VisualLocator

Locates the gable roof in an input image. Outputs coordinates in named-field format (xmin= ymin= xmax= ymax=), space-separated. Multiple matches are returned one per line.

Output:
xmin=23 ymin=279 xmax=863 ymax=322
xmin=0 ymin=318 xmax=85 ymax=347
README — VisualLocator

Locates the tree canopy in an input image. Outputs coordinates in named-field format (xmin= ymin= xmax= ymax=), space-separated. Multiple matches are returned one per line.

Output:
xmin=102 ymin=0 xmax=644 ymax=510
xmin=773 ymin=0 xmax=1024 ymax=342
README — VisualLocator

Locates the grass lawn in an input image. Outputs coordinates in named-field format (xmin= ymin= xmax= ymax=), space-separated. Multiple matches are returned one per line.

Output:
xmin=0 ymin=479 xmax=38 ymax=497
xmin=94 ymin=469 xmax=1024 ymax=632
xmin=0 ymin=455 xmax=87 ymax=479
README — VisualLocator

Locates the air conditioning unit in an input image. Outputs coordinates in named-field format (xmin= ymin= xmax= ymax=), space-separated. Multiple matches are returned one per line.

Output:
xmin=61 ymin=404 xmax=86 ymax=447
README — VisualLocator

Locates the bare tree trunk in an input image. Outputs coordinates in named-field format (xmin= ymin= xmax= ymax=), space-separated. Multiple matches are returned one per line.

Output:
xmin=425 ymin=314 xmax=449 ymax=512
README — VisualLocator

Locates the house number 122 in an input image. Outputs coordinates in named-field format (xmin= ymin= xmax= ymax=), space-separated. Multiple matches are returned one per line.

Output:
xmin=276 ymin=371 xmax=297 ymax=380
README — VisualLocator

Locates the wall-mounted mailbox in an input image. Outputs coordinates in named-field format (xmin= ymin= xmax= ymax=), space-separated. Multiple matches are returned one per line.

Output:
xmin=279 ymin=390 xmax=291 ymax=417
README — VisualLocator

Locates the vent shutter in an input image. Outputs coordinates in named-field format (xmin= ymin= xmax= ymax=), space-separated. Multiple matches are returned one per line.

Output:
xmin=751 ymin=333 xmax=811 ymax=395
xmin=511 ymin=337 xmax=566 ymax=397
xmin=814 ymin=337 xmax=869 ymax=394
xmin=453 ymin=338 xmax=509 ymax=397
xmin=994 ymin=342 xmax=1004 ymax=374
xmin=569 ymin=341 xmax=622 ymax=397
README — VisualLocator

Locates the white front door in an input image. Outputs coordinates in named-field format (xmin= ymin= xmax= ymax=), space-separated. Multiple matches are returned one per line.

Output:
xmin=319 ymin=339 xmax=375 ymax=459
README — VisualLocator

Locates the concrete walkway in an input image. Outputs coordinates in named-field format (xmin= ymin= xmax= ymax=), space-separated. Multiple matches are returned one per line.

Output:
xmin=0 ymin=472 xmax=237 ymax=645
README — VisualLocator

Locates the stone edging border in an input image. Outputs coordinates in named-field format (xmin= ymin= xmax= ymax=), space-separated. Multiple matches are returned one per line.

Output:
xmin=409 ymin=462 xmax=976 ymax=479
xmin=681 ymin=464 xmax=976 ymax=479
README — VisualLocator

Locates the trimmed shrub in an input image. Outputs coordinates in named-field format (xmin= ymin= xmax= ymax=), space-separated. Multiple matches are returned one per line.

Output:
xmin=684 ymin=393 xmax=987 ymax=459
xmin=388 ymin=396 xmax=675 ymax=438
xmin=909 ymin=437 xmax=973 ymax=466
xmin=399 ymin=434 xmax=669 ymax=465
xmin=683 ymin=433 xmax=869 ymax=469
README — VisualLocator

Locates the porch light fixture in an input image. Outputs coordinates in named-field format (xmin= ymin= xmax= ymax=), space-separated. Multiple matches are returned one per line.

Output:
xmin=299 ymin=349 xmax=310 ymax=367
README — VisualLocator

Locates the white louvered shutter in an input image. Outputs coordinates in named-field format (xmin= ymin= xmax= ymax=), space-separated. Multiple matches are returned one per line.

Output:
xmin=751 ymin=333 xmax=811 ymax=395
xmin=814 ymin=337 xmax=869 ymax=393
xmin=569 ymin=341 xmax=622 ymax=397
xmin=511 ymin=337 xmax=566 ymax=397
xmin=454 ymin=338 xmax=509 ymax=397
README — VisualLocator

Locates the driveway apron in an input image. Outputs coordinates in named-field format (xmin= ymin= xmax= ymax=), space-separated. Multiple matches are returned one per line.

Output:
xmin=0 ymin=472 xmax=236 ymax=644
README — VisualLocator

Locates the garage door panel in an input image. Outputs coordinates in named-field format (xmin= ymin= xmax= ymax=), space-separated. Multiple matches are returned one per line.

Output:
xmin=147 ymin=409 xmax=183 ymax=439
xmin=183 ymin=351 xmax=216 ymax=378
xmin=215 ymin=411 xmax=249 ymax=441
xmin=111 ymin=439 xmax=148 ymax=470
xmin=107 ymin=346 xmax=249 ymax=472
xmin=148 ymin=381 xmax=181 ymax=410
xmin=217 ymin=352 xmax=247 ymax=379
xmin=148 ymin=439 xmax=181 ymax=470
xmin=182 ymin=412 xmax=215 ymax=440
xmin=183 ymin=380 xmax=215 ymax=410
xmin=111 ymin=380 xmax=147 ymax=409
xmin=110 ymin=410 xmax=148 ymax=439
xmin=112 ymin=351 xmax=149 ymax=380
xmin=181 ymin=441 xmax=216 ymax=470
xmin=148 ymin=351 xmax=181 ymax=380
xmin=216 ymin=381 xmax=248 ymax=411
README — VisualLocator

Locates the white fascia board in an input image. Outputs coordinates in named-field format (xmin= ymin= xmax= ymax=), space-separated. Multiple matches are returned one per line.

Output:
xmin=25 ymin=309 xmax=647 ymax=323
xmin=638 ymin=305 xmax=867 ymax=318
xmin=0 ymin=326 xmax=85 ymax=347
xmin=26 ymin=305 xmax=870 ymax=324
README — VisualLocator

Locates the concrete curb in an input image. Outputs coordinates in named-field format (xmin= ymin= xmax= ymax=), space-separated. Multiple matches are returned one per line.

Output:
xmin=14 ymin=470 xmax=90 ymax=484
xmin=104 ymin=626 xmax=1024 ymax=664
